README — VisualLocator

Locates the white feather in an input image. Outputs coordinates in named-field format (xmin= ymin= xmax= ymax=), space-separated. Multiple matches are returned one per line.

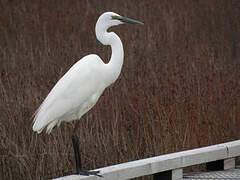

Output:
xmin=33 ymin=55 xmax=106 ymax=133
xmin=32 ymin=12 xmax=143 ymax=134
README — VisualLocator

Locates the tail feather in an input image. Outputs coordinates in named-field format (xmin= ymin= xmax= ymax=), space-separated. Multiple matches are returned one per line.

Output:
xmin=32 ymin=102 xmax=51 ymax=133
xmin=32 ymin=102 xmax=60 ymax=134
xmin=46 ymin=120 xmax=58 ymax=134
xmin=32 ymin=114 xmax=46 ymax=133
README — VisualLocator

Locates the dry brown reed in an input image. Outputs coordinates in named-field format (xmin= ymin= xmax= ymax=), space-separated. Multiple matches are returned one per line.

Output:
xmin=0 ymin=0 xmax=240 ymax=179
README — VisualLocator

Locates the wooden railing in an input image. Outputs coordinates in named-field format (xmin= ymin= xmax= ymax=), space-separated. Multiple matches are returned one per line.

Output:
xmin=54 ymin=140 xmax=240 ymax=180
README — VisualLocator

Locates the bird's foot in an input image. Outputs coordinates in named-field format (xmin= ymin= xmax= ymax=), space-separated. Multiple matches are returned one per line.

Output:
xmin=71 ymin=134 xmax=102 ymax=177
xmin=75 ymin=169 xmax=103 ymax=177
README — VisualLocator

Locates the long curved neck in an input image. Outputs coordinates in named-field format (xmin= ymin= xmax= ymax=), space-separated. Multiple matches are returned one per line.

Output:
xmin=96 ymin=24 xmax=124 ymax=85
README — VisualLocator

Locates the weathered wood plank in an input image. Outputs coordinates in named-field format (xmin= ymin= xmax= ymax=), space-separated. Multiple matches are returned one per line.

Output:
xmin=224 ymin=158 xmax=236 ymax=170
xmin=54 ymin=140 xmax=240 ymax=180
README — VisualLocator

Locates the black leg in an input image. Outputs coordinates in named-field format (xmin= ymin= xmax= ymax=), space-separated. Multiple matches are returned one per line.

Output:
xmin=72 ymin=134 xmax=82 ymax=173
xmin=71 ymin=133 xmax=102 ymax=177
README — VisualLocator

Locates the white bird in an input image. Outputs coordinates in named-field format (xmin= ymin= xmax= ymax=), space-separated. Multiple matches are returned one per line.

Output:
xmin=32 ymin=12 xmax=143 ymax=175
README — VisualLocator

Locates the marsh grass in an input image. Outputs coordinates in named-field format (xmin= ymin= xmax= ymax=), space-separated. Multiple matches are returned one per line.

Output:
xmin=0 ymin=0 xmax=240 ymax=179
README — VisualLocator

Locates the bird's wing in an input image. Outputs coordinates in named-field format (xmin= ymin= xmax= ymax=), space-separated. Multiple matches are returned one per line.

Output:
xmin=32 ymin=54 xmax=106 ymax=133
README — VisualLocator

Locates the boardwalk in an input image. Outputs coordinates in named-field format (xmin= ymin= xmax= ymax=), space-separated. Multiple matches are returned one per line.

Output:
xmin=55 ymin=140 xmax=240 ymax=180
xmin=183 ymin=168 xmax=240 ymax=180
xmin=56 ymin=168 xmax=240 ymax=180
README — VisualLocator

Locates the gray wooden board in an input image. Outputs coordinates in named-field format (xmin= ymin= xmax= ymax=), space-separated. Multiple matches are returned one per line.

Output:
xmin=183 ymin=169 xmax=240 ymax=180
xmin=54 ymin=140 xmax=240 ymax=180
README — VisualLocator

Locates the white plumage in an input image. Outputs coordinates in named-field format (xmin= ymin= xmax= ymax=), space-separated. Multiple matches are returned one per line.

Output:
xmin=33 ymin=55 xmax=106 ymax=133
xmin=32 ymin=12 xmax=143 ymax=134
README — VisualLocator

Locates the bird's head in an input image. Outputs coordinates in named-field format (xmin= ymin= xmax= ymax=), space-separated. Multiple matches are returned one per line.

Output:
xmin=95 ymin=12 xmax=143 ymax=45
xmin=96 ymin=12 xmax=143 ymax=30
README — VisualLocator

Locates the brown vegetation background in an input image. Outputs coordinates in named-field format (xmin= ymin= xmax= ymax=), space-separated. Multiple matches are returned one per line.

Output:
xmin=0 ymin=0 xmax=240 ymax=179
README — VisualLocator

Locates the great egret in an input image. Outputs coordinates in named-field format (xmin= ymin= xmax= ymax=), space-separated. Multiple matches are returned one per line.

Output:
xmin=32 ymin=12 xmax=143 ymax=176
